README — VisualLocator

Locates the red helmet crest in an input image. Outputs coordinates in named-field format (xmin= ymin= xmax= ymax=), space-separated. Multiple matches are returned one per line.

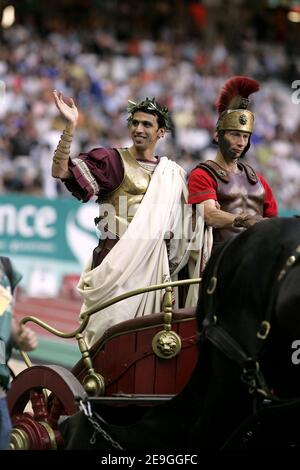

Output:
xmin=215 ymin=76 xmax=260 ymax=115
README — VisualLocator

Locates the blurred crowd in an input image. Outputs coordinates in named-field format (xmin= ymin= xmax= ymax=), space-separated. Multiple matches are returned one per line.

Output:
xmin=0 ymin=9 xmax=300 ymax=210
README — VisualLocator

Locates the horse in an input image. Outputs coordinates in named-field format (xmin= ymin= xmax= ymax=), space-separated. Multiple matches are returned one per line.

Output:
xmin=60 ymin=217 xmax=300 ymax=450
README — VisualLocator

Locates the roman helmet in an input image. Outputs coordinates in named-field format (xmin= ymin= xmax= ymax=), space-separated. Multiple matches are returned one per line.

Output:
xmin=215 ymin=76 xmax=260 ymax=157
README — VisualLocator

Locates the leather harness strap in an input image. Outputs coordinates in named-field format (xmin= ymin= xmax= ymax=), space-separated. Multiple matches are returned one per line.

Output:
xmin=197 ymin=160 xmax=258 ymax=185
xmin=201 ymin=235 xmax=300 ymax=402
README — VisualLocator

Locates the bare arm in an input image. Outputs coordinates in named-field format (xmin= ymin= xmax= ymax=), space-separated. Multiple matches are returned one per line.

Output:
xmin=203 ymin=199 xmax=236 ymax=228
xmin=52 ymin=90 xmax=79 ymax=180
xmin=203 ymin=199 xmax=263 ymax=228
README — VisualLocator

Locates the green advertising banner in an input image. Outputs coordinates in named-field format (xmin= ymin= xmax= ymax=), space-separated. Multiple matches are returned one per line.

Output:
xmin=0 ymin=194 xmax=296 ymax=297
xmin=0 ymin=194 xmax=98 ymax=296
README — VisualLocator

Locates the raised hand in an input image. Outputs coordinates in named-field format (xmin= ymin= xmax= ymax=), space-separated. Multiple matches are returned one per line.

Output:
xmin=53 ymin=90 xmax=79 ymax=126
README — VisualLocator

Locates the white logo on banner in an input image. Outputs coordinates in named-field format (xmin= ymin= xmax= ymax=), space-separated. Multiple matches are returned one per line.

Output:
xmin=66 ymin=205 xmax=98 ymax=267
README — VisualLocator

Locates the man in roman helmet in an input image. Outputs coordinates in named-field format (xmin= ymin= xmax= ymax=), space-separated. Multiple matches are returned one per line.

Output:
xmin=188 ymin=76 xmax=278 ymax=254
xmin=52 ymin=93 xmax=192 ymax=346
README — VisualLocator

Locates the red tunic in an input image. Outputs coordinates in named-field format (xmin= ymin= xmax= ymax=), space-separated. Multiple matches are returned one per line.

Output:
xmin=188 ymin=167 xmax=278 ymax=217
xmin=63 ymin=148 xmax=124 ymax=202
xmin=63 ymin=147 xmax=158 ymax=203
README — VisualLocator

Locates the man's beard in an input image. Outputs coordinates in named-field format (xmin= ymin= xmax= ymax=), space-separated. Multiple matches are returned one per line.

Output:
xmin=218 ymin=133 xmax=239 ymax=163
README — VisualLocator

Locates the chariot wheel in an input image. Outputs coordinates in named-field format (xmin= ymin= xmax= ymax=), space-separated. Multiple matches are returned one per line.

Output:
xmin=7 ymin=365 xmax=87 ymax=450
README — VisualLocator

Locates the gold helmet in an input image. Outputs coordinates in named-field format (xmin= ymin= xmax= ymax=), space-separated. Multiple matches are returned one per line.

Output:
xmin=215 ymin=76 xmax=259 ymax=134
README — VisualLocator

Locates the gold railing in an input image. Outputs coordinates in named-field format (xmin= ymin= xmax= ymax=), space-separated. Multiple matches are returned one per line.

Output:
xmin=19 ymin=278 xmax=200 ymax=338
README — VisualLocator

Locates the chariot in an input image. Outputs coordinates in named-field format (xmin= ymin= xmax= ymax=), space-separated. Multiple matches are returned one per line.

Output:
xmin=7 ymin=278 xmax=200 ymax=450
